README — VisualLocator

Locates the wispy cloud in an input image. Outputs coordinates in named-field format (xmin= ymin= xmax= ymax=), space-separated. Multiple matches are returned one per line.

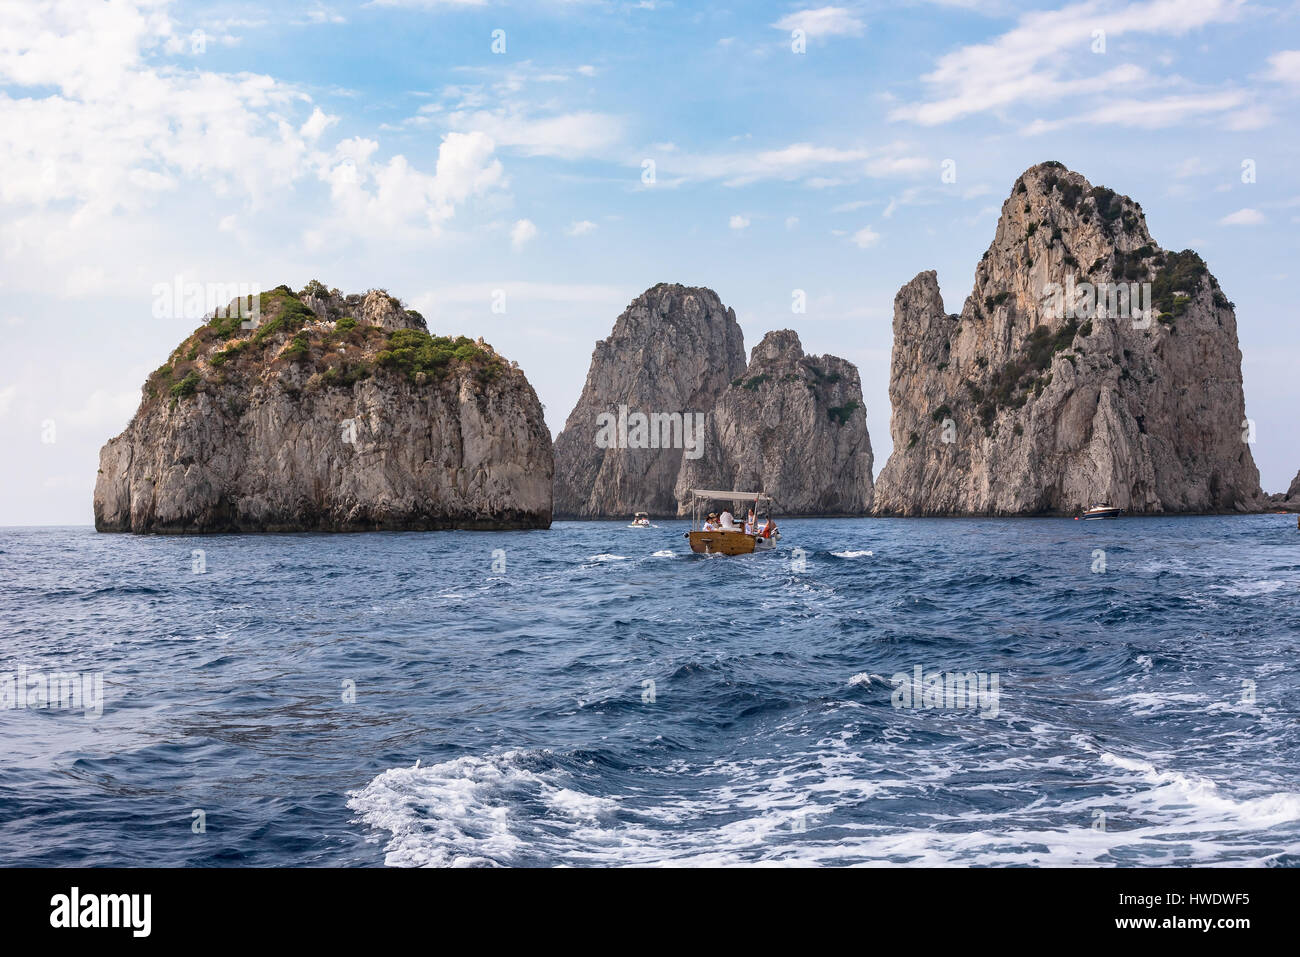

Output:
xmin=647 ymin=142 xmax=927 ymax=188
xmin=1264 ymin=50 xmax=1300 ymax=85
xmin=891 ymin=0 xmax=1246 ymax=126
xmin=1220 ymin=208 xmax=1265 ymax=226
xmin=447 ymin=109 xmax=624 ymax=159
xmin=409 ymin=64 xmax=625 ymax=161
xmin=368 ymin=1 xmax=491 ymax=8
xmin=1022 ymin=90 xmax=1264 ymax=134
xmin=851 ymin=225 xmax=880 ymax=247
xmin=772 ymin=6 xmax=866 ymax=39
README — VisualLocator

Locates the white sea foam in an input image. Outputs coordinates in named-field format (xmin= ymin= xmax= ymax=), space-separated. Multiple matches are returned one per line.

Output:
xmin=652 ymin=550 xmax=676 ymax=558
xmin=1108 ymin=690 xmax=1207 ymax=715
xmin=1098 ymin=751 xmax=1300 ymax=828
xmin=348 ymin=729 xmax=1300 ymax=868
xmin=586 ymin=554 xmax=627 ymax=563
xmin=831 ymin=550 xmax=873 ymax=558
xmin=1212 ymin=578 xmax=1287 ymax=597
xmin=347 ymin=750 xmax=622 ymax=867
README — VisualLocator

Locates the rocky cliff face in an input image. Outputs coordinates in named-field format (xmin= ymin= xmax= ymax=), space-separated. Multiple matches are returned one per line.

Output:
xmin=1264 ymin=470 xmax=1300 ymax=511
xmin=553 ymin=284 xmax=746 ymax=517
xmin=553 ymin=284 xmax=873 ymax=518
xmin=676 ymin=330 xmax=873 ymax=515
xmin=873 ymin=162 xmax=1261 ymax=515
xmin=95 ymin=283 xmax=553 ymax=532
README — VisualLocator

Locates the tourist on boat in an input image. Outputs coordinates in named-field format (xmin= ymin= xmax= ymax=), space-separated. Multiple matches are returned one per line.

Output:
xmin=759 ymin=516 xmax=777 ymax=538
xmin=702 ymin=512 xmax=719 ymax=531
xmin=744 ymin=509 xmax=756 ymax=534
xmin=719 ymin=508 xmax=735 ymax=529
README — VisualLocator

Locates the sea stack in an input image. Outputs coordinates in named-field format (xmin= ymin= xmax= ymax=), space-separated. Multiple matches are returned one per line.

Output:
xmin=676 ymin=330 xmax=873 ymax=515
xmin=553 ymin=284 xmax=746 ymax=517
xmin=1266 ymin=470 xmax=1300 ymax=511
xmin=872 ymin=162 xmax=1262 ymax=516
xmin=95 ymin=282 xmax=553 ymax=532
xmin=553 ymin=284 xmax=873 ymax=518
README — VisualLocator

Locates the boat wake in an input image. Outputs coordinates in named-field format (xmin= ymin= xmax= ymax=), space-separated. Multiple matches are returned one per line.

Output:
xmin=348 ymin=727 xmax=1300 ymax=867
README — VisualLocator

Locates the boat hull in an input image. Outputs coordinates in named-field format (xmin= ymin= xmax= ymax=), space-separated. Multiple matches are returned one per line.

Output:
xmin=688 ymin=529 xmax=772 ymax=555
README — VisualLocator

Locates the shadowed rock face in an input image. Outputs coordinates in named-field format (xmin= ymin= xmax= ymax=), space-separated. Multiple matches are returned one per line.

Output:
xmin=95 ymin=283 xmax=553 ymax=533
xmin=676 ymin=330 xmax=873 ymax=515
xmin=554 ymin=285 xmax=873 ymax=518
xmin=1265 ymin=470 xmax=1300 ymax=512
xmin=873 ymin=162 xmax=1262 ymax=516
xmin=553 ymin=284 xmax=746 ymax=518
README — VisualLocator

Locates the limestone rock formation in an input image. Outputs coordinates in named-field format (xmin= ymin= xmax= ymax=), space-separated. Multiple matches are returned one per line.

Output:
xmin=873 ymin=162 xmax=1262 ymax=515
xmin=1265 ymin=470 xmax=1300 ymax=511
xmin=676 ymin=330 xmax=873 ymax=515
xmin=553 ymin=284 xmax=873 ymax=518
xmin=553 ymin=284 xmax=746 ymax=517
xmin=95 ymin=282 xmax=552 ymax=532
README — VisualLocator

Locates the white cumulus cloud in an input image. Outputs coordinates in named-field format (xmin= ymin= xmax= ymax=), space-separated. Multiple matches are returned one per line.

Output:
xmin=851 ymin=226 xmax=880 ymax=248
xmin=510 ymin=218 xmax=538 ymax=248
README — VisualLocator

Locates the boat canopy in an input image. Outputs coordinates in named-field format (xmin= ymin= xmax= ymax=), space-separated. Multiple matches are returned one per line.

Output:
xmin=689 ymin=489 xmax=773 ymax=502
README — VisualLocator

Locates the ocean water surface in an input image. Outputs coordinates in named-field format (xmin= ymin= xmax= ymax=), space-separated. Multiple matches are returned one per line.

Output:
xmin=1 ymin=516 xmax=1298 ymax=867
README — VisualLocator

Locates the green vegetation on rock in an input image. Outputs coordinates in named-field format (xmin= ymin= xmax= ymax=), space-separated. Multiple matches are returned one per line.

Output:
xmin=973 ymin=319 xmax=1079 ymax=428
xmin=143 ymin=284 xmax=510 ymax=405
xmin=375 ymin=328 xmax=502 ymax=383
xmin=1152 ymin=249 xmax=1208 ymax=320
xmin=827 ymin=401 xmax=859 ymax=425
xmin=169 ymin=370 xmax=201 ymax=399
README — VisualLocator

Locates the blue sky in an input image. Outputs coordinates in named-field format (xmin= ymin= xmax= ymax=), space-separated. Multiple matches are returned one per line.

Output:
xmin=1 ymin=0 xmax=1298 ymax=523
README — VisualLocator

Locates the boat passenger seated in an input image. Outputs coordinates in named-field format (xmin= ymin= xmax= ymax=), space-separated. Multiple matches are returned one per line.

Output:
xmin=759 ymin=517 xmax=777 ymax=538
xmin=744 ymin=509 xmax=756 ymax=534
xmin=702 ymin=512 xmax=719 ymax=531
xmin=719 ymin=509 xmax=735 ymax=529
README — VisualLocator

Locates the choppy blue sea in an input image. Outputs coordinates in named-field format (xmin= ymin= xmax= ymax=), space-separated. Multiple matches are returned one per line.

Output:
xmin=1 ymin=516 xmax=1298 ymax=867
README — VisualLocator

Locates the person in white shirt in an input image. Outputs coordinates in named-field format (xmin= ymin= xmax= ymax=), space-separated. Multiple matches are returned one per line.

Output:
xmin=702 ymin=512 xmax=719 ymax=531
xmin=744 ymin=509 xmax=756 ymax=534
xmin=719 ymin=509 xmax=735 ymax=529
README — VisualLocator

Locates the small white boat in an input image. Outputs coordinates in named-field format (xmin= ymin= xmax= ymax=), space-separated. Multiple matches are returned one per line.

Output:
xmin=629 ymin=511 xmax=651 ymax=528
xmin=1079 ymin=502 xmax=1124 ymax=520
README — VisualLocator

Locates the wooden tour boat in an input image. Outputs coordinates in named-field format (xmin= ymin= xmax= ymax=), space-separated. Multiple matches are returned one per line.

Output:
xmin=683 ymin=489 xmax=780 ymax=555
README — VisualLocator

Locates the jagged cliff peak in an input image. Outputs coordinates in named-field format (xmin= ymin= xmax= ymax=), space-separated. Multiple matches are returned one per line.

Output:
xmin=873 ymin=162 xmax=1260 ymax=516
xmin=297 ymin=280 xmax=429 ymax=333
xmin=593 ymin=283 xmax=740 ymax=359
xmin=553 ymin=283 xmax=746 ymax=518
xmin=748 ymin=328 xmax=803 ymax=363
xmin=95 ymin=282 xmax=552 ymax=533
xmin=677 ymin=327 xmax=874 ymax=515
